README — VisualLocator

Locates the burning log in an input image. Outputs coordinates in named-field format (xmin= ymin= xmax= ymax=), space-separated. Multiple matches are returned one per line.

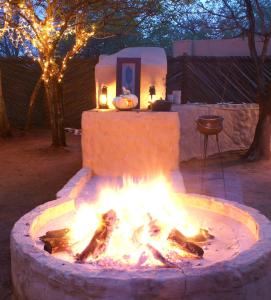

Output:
xmin=168 ymin=229 xmax=204 ymax=258
xmin=148 ymin=215 xmax=161 ymax=237
xmin=44 ymin=238 xmax=70 ymax=254
xmin=39 ymin=228 xmax=70 ymax=254
xmin=190 ymin=228 xmax=215 ymax=243
xmin=166 ymin=228 xmax=214 ymax=244
xmin=147 ymin=244 xmax=177 ymax=268
xmin=76 ymin=210 xmax=117 ymax=263
xmin=40 ymin=228 xmax=70 ymax=240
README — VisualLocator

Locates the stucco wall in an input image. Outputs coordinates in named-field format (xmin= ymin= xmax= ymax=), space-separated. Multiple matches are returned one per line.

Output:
xmin=95 ymin=47 xmax=167 ymax=109
xmin=81 ymin=110 xmax=180 ymax=177
xmin=172 ymin=103 xmax=259 ymax=161
xmin=173 ymin=38 xmax=271 ymax=57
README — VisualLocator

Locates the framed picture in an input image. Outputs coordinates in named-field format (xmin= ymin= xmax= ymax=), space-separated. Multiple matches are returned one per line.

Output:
xmin=116 ymin=58 xmax=141 ymax=108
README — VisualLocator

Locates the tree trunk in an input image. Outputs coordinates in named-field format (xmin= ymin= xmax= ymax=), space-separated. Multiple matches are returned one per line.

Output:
xmin=44 ymin=78 xmax=66 ymax=147
xmin=0 ymin=69 xmax=11 ymax=137
xmin=245 ymin=99 xmax=271 ymax=161
xmin=25 ymin=76 xmax=42 ymax=130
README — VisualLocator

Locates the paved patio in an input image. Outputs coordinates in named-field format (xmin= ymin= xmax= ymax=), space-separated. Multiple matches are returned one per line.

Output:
xmin=181 ymin=152 xmax=271 ymax=217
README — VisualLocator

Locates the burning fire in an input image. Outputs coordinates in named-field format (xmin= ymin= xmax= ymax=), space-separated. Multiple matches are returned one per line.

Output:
xmin=67 ymin=176 xmax=206 ymax=267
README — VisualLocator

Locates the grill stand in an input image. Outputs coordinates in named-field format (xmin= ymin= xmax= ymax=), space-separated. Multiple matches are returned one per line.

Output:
xmin=200 ymin=132 xmax=226 ymax=199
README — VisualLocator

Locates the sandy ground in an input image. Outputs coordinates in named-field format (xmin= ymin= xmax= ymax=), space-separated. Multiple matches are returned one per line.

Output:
xmin=1 ymin=130 xmax=271 ymax=299
xmin=0 ymin=130 xmax=81 ymax=300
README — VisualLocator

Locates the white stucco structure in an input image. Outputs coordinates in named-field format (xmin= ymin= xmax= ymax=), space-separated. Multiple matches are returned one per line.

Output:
xmin=82 ymin=110 xmax=180 ymax=177
xmin=172 ymin=103 xmax=259 ymax=161
xmin=95 ymin=47 xmax=167 ymax=109
xmin=173 ymin=37 xmax=271 ymax=57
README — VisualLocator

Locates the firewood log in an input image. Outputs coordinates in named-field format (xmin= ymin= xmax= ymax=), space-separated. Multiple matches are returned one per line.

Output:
xmin=43 ymin=238 xmax=70 ymax=254
xmin=200 ymin=228 xmax=215 ymax=240
xmin=168 ymin=229 xmax=204 ymax=258
xmin=147 ymin=244 xmax=177 ymax=268
xmin=40 ymin=236 xmax=70 ymax=244
xmin=39 ymin=228 xmax=70 ymax=241
xmin=45 ymin=228 xmax=70 ymax=238
xmin=188 ymin=228 xmax=215 ymax=243
xmin=39 ymin=228 xmax=71 ymax=254
xmin=76 ymin=210 xmax=117 ymax=262
xmin=148 ymin=214 xmax=161 ymax=237
xmin=166 ymin=228 xmax=214 ymax=244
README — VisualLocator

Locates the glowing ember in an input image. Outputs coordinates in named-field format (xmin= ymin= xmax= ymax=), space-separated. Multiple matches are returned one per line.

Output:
xmin=59 ymin=176 xmax=209 ymax=267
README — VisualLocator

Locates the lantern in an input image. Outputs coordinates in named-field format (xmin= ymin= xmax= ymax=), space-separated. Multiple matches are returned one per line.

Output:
xmin=99 ymin=86 xmax=109 ymax=109
xmin=148 ymin=85 xmax=156 ymax=109
xmin=149 ymin=85 xmax=156 ymax=103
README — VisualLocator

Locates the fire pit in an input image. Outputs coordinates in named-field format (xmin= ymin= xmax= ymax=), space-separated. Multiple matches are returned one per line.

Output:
xmin=11 ymin=111 xmax=271 ymax=299
xmin=11 ymin=185 xmax=271 ymax=300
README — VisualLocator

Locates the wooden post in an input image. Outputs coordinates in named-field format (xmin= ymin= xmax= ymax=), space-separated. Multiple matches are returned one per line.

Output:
xmin=181 ymin=54 xmax=189 ymax=104
xmin=0 ymin=69 xmax=11 ymax=137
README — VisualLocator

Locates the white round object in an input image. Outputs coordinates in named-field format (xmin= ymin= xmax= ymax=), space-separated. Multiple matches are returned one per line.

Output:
xmin=113 ymin=93 xmax=138 ymax=110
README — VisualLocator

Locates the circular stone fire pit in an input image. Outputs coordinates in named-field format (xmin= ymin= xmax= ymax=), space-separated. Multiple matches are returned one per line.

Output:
xmin=11 ymin=194 xmax=271 ymax=300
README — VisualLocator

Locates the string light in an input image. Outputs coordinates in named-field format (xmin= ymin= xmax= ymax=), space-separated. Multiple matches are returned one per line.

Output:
xmin=0 ymin=1 xmax=11 ymax=38
xmin=1 ymin=1 xmax=95 ymax=84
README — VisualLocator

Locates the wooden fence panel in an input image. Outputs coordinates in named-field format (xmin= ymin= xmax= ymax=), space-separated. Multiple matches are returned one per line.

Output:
xmin=0 ymin=58 xmax=97 ymax=128
xmin=63 ymin=58 xmax=97 ymax=128
xmin=1 ymin=56 xmax=271 ymax=129
xmin=0 ymin=58 xmax=43 ymax=127
xmin=167 ymin=56 xmax=271 ymax=103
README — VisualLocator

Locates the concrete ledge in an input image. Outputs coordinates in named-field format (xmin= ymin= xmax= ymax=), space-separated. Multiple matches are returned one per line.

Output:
xmin=56 ymin=167 xmax=92 ymax=200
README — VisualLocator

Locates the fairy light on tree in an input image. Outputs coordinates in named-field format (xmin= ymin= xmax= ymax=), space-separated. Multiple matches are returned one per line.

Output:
xmin=1 ymin=0 xmax=159 ymax=146
xmin=0 ymin=0 xmax=97 ymax=146
xmin=0 ymin=1 xmax=10 ymax=39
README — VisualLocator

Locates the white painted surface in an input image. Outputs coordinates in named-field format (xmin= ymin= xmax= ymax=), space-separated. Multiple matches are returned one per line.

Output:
xmin=95 ymin=47 xmax=167 ymax=109
xmin=173 ymin=37 xmax=271 ymax=57
xmin=11 ymin=195 xmax=271 ymax=300
xmin=82 ymin=110 xmax=180 ymax=177
xmin=172 ymin=103 xmax=259 ymax=161
xmin=56 ymin=167 xmax=92 ymax=200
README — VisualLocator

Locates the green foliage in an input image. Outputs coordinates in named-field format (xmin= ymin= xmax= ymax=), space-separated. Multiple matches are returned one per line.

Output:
xmin=76 ymin=0 xmax=198 ymax=56
xmin=3 ymin=0 xmax=270 ymax=58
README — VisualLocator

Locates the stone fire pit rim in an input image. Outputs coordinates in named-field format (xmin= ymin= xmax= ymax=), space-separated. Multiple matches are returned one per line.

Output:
xmin=11 ymin=194 xmax=271 ymax=287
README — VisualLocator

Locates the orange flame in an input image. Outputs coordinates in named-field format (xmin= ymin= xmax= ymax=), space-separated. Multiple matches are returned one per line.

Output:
xmin=69 ymin=176 xmax=201 ymax=266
